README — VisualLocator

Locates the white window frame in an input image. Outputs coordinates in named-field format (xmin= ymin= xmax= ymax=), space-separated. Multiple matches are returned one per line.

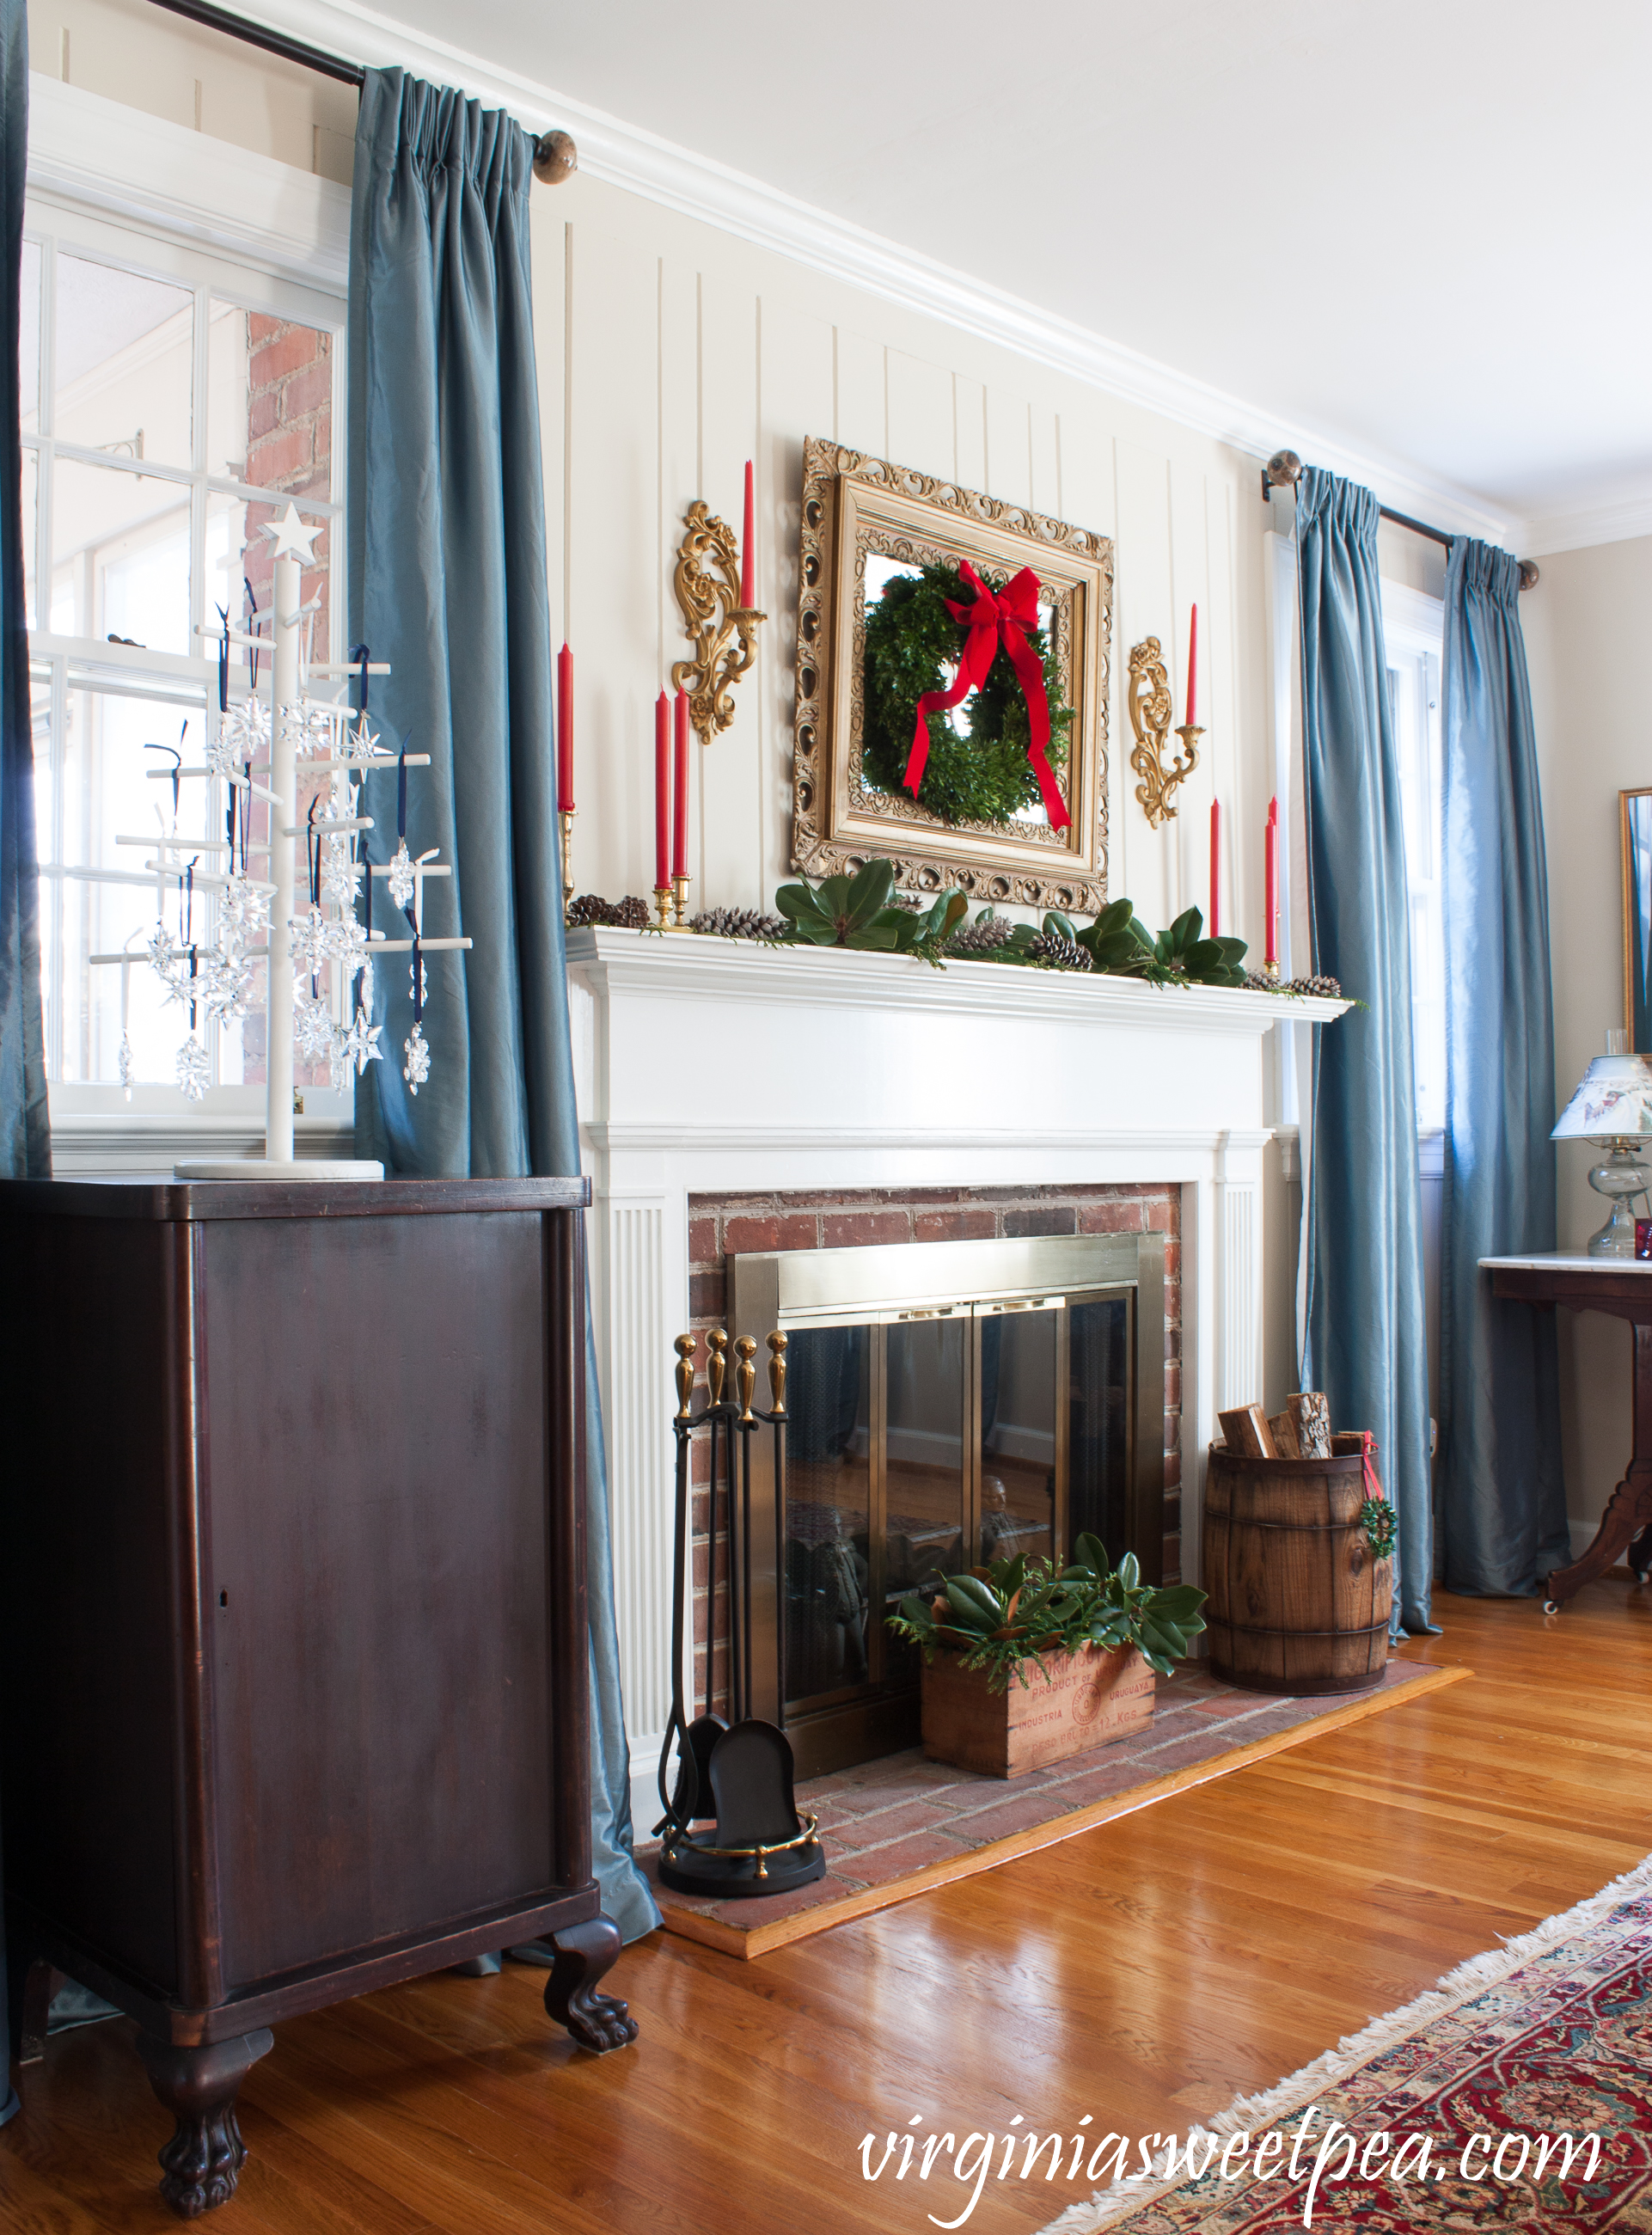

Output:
xmin=23 ymin=77 xmax=352 ymax=1168
xmin=1380 ymin=579 xmax=1447 ymax=1142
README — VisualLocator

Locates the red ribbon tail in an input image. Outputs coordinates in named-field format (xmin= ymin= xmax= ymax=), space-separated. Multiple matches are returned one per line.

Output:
xmin=1001 ymin=621 xmax=1068 ymax=830
xmin=904 ymin=621 xmax=995 ymax=796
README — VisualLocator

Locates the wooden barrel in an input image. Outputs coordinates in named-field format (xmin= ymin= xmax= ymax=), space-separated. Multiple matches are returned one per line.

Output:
xmin=1202 ymin=1436 xmax=1392 ymax=1694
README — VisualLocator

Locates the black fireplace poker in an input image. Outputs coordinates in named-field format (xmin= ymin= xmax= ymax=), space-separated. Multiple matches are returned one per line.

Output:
xmin=655 ymin=1327 xmax=827 ymax=1899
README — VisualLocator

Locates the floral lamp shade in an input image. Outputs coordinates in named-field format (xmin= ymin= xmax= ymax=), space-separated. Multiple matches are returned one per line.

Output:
xmin=1551 ymin=1055 xmax=1652 ymax=1140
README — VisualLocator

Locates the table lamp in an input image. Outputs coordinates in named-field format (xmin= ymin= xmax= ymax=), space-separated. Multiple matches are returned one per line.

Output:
xmin=1551 ymin=1037 xmax=1652 ymax=1256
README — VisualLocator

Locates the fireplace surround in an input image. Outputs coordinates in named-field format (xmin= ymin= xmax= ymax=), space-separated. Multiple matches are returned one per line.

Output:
xmin=564 ymin=927 xmax=1343 ymax=1828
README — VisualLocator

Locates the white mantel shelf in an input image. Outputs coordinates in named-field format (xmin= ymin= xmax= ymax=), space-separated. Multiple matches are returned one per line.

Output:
xmin=564 ymin=924 xmax=1344 ymax=1825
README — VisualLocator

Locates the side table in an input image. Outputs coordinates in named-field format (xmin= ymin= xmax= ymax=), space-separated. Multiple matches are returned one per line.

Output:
xmin=1482 ymin=1253 xmax=1652 ymax=1609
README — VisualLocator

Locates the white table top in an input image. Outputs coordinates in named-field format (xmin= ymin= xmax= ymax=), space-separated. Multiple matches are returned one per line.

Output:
xmin=1479 ymin=1253 xmax=1652 ymax=1272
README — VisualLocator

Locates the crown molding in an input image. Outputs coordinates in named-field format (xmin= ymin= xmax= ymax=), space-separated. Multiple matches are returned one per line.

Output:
xmin=24 ymin=72 xmax=350 ymax=291
xmin=1520 ymin=484 xmax=1652 ymax=560
xmin=254 ymin=0 xmax=1530 ymax=548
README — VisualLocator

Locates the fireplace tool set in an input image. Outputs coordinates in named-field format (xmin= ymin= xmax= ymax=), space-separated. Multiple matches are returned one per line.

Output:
xmin=656 ymin=1328 xmax=826 ymax=1897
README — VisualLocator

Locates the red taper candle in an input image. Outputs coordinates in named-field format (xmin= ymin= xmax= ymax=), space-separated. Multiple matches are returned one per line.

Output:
xmin=1265 ymin=794 xmax=1278 ymax=967
xmin=1209 ymin=799 xmax=1220 ymax=938
xmin=654 ymin=692 xmax=670 ymax=891
xmin=672 ymin=689 xmax=689 ymax=881
xmin=1185 ymin=603 xmax=1198 ymax=726
xmin=556 ymin=643 xmax=574 ymax=812
xmin=740 ymin=459 xmax=756 ymax=609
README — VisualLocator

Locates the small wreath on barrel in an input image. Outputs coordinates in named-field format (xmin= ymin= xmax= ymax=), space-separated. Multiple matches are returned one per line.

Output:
xmin=860 ymin=561 xmax=1074 ymax=829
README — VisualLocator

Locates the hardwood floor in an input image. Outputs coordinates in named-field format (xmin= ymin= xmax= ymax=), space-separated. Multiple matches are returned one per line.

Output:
xmin=6 ymin=1581 xmax=1652 ymax=2234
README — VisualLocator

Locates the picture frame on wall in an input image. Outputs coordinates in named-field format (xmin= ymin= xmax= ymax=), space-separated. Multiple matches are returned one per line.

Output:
xmin=790 ymin=438 xmax=1115 ymax=911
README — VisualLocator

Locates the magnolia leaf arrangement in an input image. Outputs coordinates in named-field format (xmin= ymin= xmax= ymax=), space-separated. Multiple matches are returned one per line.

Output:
xmin=774 ymin=857 xmax=967 ymax=965
xmin=888 ymin=1534 xmax=1207 ymax=1694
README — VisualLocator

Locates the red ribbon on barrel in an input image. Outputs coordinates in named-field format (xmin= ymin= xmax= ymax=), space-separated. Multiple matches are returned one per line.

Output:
xmin=903 ymin=560 xmax=1069 ymax=829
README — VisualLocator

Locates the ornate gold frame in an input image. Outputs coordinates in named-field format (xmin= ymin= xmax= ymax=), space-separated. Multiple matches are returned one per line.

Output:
xmin=791 ymin=438 xmax=1113 ymax=909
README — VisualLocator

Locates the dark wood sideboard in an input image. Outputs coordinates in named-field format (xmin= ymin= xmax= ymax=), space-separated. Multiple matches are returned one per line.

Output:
xmin=0 ymin=1176 xmax=638 ymax=2218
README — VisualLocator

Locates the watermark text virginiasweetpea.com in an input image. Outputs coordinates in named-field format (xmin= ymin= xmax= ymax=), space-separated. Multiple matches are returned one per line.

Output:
xmin=859 ymin=2106 xmax=1603 ymax=2228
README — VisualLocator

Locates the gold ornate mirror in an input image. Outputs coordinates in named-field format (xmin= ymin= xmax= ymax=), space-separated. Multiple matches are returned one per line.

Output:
xmin=791 ymin=439 xmax=1113 ymax=909
xmin=1622 ymin=787 xmax=1652 ymax=1049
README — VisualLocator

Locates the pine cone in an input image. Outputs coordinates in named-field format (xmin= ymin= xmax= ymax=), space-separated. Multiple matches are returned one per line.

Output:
xmin=566 ymin=892 xmax=652 ymax=929
xmin=1244 ymin=968 xmax=1344 ymax=998
xmin=1027 ymin=934 xmax=1092 ymax=971
xmin=690 ymin=908 xmax=790 ymax=942
xmin=944 ymin=917 xmax=1013 ymax=956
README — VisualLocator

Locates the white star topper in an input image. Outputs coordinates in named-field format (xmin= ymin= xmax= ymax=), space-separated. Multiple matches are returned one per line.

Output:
xmin=260 ymin=502 xmax=321 ymax=562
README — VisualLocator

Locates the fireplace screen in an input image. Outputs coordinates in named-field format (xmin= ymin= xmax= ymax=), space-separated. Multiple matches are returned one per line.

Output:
xmin=731 ymin=1234 xmax=1163 ymax=1778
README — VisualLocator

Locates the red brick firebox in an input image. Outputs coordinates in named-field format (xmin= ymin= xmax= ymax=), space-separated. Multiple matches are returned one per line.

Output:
xmin=683 ymin=1183 xmax=1182 ymax=1718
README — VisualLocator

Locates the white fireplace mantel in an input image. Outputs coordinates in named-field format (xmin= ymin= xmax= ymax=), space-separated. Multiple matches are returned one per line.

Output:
xmin=565 ymin=928 xmax=1344 ymax=1822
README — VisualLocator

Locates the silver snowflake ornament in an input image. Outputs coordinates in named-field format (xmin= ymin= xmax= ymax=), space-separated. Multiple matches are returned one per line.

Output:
xmin=321 ymin=838 xmax=363 ymax=907
xmin=290 ymin=905 xmax=332 ymax=983
xmin=175 ymin=1035 xmax=211 ymax=1102
xmin=221 ymin=695 xmax=271 ymax=764
xmin=119 ymin=1030 xmax=136 ymax=1102
xmin=294 ymin=989 xmax=338 ymax=1060
xmin=341 ymin=714 xmax=382 ymax=765
xmin=221 ymin=874 xmax=270 ymax=935
xmin=202 ymin=945 xmax=255 ymax=1022
xmin=387 ymin=839 xmax=415 ymax=911
xmin=327 ymin=912 xmax=368 ymax=973
xmin=340 ymin=1007 xmax=383 ymax=1078
xmin=402 ymin=1020 xmax=431 ymax=1095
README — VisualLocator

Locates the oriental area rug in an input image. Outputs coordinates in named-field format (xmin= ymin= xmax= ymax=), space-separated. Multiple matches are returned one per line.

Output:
xmin=647 ymin=1657 xmax=1467 ymax=1958
xmin=1039 ymin=1852 xmax=1652 ymax=2233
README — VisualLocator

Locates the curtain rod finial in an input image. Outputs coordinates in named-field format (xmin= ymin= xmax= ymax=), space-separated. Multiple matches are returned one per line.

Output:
xmin=1263 ymin=450 xmax=1303 ymax=489
xmin=533 ymin=129 xmax=578 ymax=185
xmin=1518 ymin=559 xmax=1540 ymax=591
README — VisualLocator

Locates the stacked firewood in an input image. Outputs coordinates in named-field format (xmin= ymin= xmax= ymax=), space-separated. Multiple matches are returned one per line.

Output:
xmin=1217 ymin=1392 xmax=1331 ymax=1460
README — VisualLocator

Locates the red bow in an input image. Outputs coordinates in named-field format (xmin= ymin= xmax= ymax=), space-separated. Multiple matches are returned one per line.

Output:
xmin=903 ymin=561 xmax=1069 ymax=830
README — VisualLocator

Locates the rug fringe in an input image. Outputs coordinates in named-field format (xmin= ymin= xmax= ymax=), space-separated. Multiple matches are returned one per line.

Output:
xmin=1039 ymin=1849 xmax=1652 ymax=2235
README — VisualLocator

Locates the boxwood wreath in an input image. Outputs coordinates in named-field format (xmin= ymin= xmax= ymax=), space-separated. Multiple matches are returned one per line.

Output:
xmin=860 ymin=561 xmax=1074 ymax=827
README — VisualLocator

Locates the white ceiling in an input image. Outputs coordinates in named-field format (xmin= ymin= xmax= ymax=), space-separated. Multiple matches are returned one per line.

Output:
xmin=311 ymin=0 xmax=1652 ymax=536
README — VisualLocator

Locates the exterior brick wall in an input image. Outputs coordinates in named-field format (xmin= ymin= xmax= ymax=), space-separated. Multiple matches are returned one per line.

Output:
xmin=236 ymin=314 xmax=334 ymax=1091
xmin=683 ymin=1183 xmax=1182 ymax=1719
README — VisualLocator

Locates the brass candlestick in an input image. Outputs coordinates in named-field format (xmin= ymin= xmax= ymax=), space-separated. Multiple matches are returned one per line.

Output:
xmin=1263 ymin=956 xmax=1281 ymax=982
xmin=652 ymin=884 xmax=674 ymax=932
xmin=670 ymin=499 xmax=766 ymax=744
xmin=560 ymin=806 xmax=576 ymax=921
xmin=1127 ymin=638 xmax=1202 ymax=828
xmin=670 ymin=872 xmax=691 ymax=930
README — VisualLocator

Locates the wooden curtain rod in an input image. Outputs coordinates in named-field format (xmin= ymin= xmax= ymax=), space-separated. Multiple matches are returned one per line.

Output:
xmin=1261 ymin=450 xmax=1538 ymax=588
xmin=142 ymin=0 xmax=578 ymax=181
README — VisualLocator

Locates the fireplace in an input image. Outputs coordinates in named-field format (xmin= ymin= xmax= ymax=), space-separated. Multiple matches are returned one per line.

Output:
xmin=729 ymin=1233 xmax=1165 ymax=1777
xmin=564 ymin=925 xmax=1340 ymax=1829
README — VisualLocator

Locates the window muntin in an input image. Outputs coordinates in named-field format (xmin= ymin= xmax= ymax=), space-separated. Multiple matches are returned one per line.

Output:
xmin=22 ymin=204 xmax=345 ymax=1111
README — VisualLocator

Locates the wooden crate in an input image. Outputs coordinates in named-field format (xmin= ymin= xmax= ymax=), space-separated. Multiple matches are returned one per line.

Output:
xmin=921 ymin=1644 xmax=1154 ymax=1778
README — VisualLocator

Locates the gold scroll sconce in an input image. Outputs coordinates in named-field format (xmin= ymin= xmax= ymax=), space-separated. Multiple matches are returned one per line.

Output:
xmin=670 ymin=500 xmax=765 ymax=744
xmin=1127 ymin=637 xmax=1202 ymax=830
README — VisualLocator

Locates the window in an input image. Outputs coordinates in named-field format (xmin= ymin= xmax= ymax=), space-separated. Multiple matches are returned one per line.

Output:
xmin=1382 ymin=586 xmax=1446 ymax=1136
xmin=21 ymin=202 xmax=346 ymax=1115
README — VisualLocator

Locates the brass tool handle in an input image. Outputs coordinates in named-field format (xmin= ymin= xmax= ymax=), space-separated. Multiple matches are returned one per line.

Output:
xmin=707 ymin=1328 xmax=728 ymax=1407
xmin=766 ymin=1330 xmax=787 ymax=1417
xmin=673 ymin=1332 xmax=697 ymax=1420
xmin=735 ymin=1336 xmax=757 ymax=1423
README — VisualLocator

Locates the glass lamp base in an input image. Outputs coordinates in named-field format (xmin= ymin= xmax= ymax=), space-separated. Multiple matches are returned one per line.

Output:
xmin=1585 ymin=1145 xmax=1651 ymax=1256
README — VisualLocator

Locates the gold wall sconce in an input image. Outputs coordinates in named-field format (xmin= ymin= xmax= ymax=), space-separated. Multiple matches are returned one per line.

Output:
xmin=670 ymin=501 xmax=765 ymax=744
xmin=1127 ymin=637 xmax=1202 ymax=829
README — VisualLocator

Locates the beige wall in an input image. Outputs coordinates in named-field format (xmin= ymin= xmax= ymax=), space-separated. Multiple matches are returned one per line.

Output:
xmin=26 ymin=0 xmax=356 ymax=180
xmin=1525 ymin=533 xmax=1652 ymax=1531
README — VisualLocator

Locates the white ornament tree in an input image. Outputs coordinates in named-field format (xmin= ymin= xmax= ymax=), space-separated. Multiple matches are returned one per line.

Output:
xmin=97 ymin=503 xmax=471 ymax=1181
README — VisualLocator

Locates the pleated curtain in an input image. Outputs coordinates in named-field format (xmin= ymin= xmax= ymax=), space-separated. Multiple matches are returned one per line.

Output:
xmin=347 ymin=69 xmax=657 ymax=1942
xmin=1439 ymin=538 xmax=1569 ymax=1593
xmin=2 ymin=0 xmax=42 ymax=2125
xmin=1296 ymin=467 xmax=1435 ymax=1634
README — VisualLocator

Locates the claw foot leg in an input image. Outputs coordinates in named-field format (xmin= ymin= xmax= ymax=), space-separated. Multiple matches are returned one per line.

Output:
xmin=542 ymin=1916 xmax=639 ymax=2054
xmin=135 ymin=2029 xmax=273 ymax=2218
